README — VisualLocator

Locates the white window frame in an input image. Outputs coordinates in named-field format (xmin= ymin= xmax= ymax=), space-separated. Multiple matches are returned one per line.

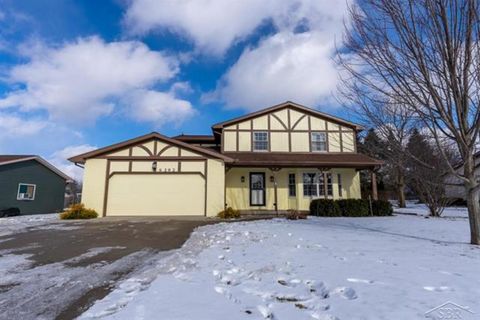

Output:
xmin=288 ymin=173 xmax=296 ymax=197
xmin=17 ymin=183 xmax=36 ymax=201
xmin=253 ymin=131 xmax=269 ymax=151
xmin=311 ymin=132 xmax=327 ymax=152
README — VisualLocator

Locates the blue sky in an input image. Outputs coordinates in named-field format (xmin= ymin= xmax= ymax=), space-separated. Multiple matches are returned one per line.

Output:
xmin=0 ymin=0 xmax=353 ymax=178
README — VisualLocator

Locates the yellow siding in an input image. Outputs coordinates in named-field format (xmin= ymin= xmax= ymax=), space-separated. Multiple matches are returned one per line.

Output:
xmin=107 ymin=174 xmax=205 ymax=215
xmin=132 ymin=146 xmax=150 ymax=156
xmin=108 ymin=149 xmax=130 ymax=156
xmin=81 ymin=159 xmax=107 ymax=214
xmin=206 ymin=159 xmax=225 ymax=216
xmin=252 ymin=115 xmax=268 ymax=130
xmin=328 ymin=132 xmax=341 ymax=152
xmin=226 ymin=168 xmax=361 ymax=212
xmin=181 ymin=161 xmax=205 ymax=173
xmin=162 ymin=146 xmax=179 ymax=156
xmin=270 ymin=132 xmax=289 ymax=152
xmin=291 ymin=132 xmax=309 ymax=152
xmin=238 ymin=132 xmax=251 ymax=151
xmin=223 ymin=131 xmax=237 ymax=151
xmin=293 ymin=116 xmax=309 ymax=130
xmin=342 ymin=132 xmax=355 ymax=152
xmin=238 ymin=121 xmax=251 ymax=130
xmin=272 ymin=109 xmax=288 ymax=129
xmin=110 ymin=161 xmax=129 ymax=173
xmin=310 ymin=117 xmax=326 ymax=130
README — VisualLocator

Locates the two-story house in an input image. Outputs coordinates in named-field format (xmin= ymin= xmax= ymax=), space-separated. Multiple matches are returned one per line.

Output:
xmin=69 ymin=102 xmax=382 ymax=217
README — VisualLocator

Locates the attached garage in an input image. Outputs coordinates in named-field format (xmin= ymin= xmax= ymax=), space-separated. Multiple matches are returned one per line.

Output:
xmin=107 ymin=174 xmax=205 ymax=216
xmin=69 ymin=132 xmax=231 ymax=217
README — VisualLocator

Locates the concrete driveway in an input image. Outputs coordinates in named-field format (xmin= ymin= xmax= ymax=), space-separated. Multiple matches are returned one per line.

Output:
xmin=0 ymin=216 xmax=215 ymax=320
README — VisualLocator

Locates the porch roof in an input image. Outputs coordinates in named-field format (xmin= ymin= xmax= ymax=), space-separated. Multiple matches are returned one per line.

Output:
xmin=224 ymin=152 xmax=382 ymax=169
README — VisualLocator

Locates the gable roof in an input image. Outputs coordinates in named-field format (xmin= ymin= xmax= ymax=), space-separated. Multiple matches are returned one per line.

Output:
xmin=0 ymin=155 xmax=72 ymax=181
xmin=68 ymin=132 xmax=234 ymax=164
xmin=212 ymin=101 xmax=363 ymax=131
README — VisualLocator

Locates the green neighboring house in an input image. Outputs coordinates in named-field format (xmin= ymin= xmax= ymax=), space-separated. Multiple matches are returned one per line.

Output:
xmin=0 ymin=155 xmax=71 ymax=215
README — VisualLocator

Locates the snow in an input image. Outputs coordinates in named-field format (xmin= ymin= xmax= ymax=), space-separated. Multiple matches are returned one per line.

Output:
xmin=0 ymin=213 xmax=67 ymax=237
xmin=0 ymin=246 xmax=156 ymax=320
xmin=393 ymin=201 xmax=468 ymax=218
xmin=80 ymin=215 xmax=480 ymax=320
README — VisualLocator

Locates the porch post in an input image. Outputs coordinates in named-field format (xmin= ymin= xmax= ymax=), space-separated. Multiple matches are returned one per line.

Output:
xmin=270 ymin=168 xmax=281 ymax=214
xmin=371 ymin=170 xmax=378 ymax=200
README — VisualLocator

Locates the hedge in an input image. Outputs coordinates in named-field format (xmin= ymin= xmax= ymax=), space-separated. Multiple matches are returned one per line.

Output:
xmin=310 ymin=199 xmax=392 ymax=217
xmin=309 ymin=199 xmax=341 ymax=217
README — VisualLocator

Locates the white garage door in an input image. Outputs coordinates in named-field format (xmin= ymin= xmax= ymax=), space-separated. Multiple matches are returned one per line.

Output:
xmin=106 ymin=174 xmax=205 ymax=216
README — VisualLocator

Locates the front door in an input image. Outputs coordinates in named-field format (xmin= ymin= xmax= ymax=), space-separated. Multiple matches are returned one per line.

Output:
xmin=250 ymin=172 xmax=265 ymax=206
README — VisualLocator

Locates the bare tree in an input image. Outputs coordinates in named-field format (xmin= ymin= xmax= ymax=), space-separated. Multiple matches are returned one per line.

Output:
xmin=406 ymin=129 xmax=453 ymax=216
xmin=339 ymin=0 xmax=480 ymax=244
xmin=348 ymin=96 xmax=416 ymax=207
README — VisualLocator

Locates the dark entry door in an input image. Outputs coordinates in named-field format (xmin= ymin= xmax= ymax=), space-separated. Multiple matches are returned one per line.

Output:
xmin=250 ymin=172 xmax=265 ymax=206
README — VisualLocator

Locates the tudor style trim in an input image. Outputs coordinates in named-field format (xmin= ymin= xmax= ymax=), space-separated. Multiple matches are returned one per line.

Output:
xmin=212 ymin=101 xmax=363 ymax=131
xmin=69 ymin=132 xmax=234 ymax=164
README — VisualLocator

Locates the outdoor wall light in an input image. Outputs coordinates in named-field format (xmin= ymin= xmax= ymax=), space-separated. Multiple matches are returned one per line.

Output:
xmin=152 ymin=161 xmax=157 ymax=172
xmin=270 ymin=176 xmax=275 ymax=183
xmin=241 ymin=176 xmax=245 ymax=183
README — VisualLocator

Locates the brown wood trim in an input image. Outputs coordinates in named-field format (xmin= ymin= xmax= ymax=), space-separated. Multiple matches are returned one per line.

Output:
xmin=267 ymin=114 xmax=271 ymax=152
xmin=153 ymin=140 xmax=158 ymax=156
xmin=137 ymin=144 xmax=153 ymax=156
xmin=325 ymin=122 xmax=330 ymax=152
xmin=178 ymin=148 xmax=181 ymax=171
xmin=157 ymin=145 xmax=172 ymax=156
xmin=236 ymin=124 xmax=239 ymax=152
xmin=271 ymin=113 xmax=288 ymax=130
xmin=128 ymin=148 xmax=132 ymax=172
xmin=104 ymin=156 xmax=205 ymax=161
xmin=291 ymin=114 xmax=307 ymax=130
xmin=102 ymin=160 xmax=111 ymax=217
xmin=308 ymin=116 xmax=312 ymax=152
xmin=287 ymin=108 xmax=292 ymax=152
xmin=223 ymin=128 xmax=344 ymax=133
xmin=204 ymin=160 xmax=208 ymax=216
xmin=109 ymin=171 xmax=205 ymax=179
xmin=339 ymin=128 xmax=344 ymax=152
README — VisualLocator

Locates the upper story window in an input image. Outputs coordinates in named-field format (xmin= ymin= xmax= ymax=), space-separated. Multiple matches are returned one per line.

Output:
xmin=17 ymin=183 xmax=36 ymax=201
xmin=253 ymin=131 xmax=268 ymax=151
xmin=311 ymin=132 xmax=327 ymax=152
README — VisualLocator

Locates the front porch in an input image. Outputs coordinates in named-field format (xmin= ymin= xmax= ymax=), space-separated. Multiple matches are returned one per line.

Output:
xmin=225 ymin=167 xmax=378 ymax=213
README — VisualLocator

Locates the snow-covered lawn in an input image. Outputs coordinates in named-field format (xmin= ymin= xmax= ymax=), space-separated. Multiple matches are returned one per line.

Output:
xmin=81 ymin=213 xmax=480 ymax=320
xmin=393 ymin=201 xmax=468 ymax=218
xmin=0 ymin=213 xmax=66 ymax=237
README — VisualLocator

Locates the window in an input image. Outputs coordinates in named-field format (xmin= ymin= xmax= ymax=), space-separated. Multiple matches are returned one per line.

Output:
xmin=337 ymin=173 xmax=343 ymax=197
xmin=17 ymin=183 xmax=36 ymax=201
xmin=311 ymin=132 xmax=327 ymax=151
xmin=288 ymin=173 xmax=296 ymax=197
xmin=326 ymin=173 xmax=333 ymax=196
xmin=303 ymin=173 xmax=325 ymax=197
xmin=253 ymin=131 xmax=268 ymax=151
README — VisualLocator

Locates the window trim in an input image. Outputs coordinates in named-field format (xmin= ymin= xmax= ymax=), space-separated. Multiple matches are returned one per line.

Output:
xmin=252 ymin=131 xmax=269 ymax=152
xmin=310 ymin=132 xmax=327 ymax=152
xmin=288 ymin=173 xmax=296 ymax=197
xmin=337 ymin=173 xmax=343 ymax=198
xmin=17 ymin=183 xmax=36 ymax=201
xmin=302 ymin=172 xmax=333 ymax=198
xmin=249 ymin=172 xmax=266 ymax=206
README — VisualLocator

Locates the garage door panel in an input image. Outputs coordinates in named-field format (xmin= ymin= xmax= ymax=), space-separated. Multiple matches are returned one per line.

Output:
xmin=107 ymin=174 xmax=204 ymax=216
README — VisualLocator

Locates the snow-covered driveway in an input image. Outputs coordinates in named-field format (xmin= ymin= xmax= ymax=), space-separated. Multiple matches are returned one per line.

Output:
xmin=82 ymin=214 xmax=480 ymax=320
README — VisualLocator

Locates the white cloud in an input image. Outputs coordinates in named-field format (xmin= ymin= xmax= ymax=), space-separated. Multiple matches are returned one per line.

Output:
xmin=126 ymin=89 xmax=195 ymax=127
xmin=0 ymin=36 xmax=193 ymax=124
xmin=48 ymin=144 xmax=97 ymax=181
xmin=209 ymin=31 xmax=341 ymax=110
xmin=124 ymin=0 xmax=275 ymax=55
xmin=125 ymin=0 xmax=350 ymax=110
xmin=0 ymin=113 xmax=48 ymax=137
